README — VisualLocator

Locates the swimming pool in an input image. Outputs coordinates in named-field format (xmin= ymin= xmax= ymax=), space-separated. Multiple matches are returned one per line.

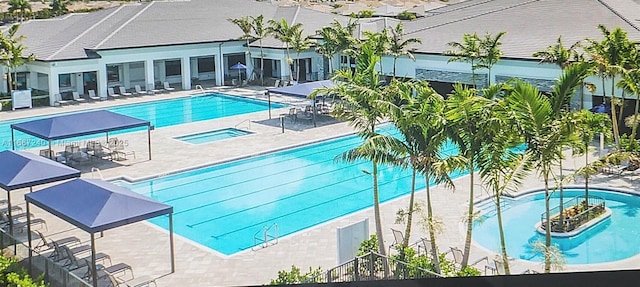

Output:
xmin=473 ymin=188 xmax=640 ymax=264
xmin=115 ymin=125 xmax=465 ymax=255
xmin=0 ymin=93 xmax=283 ymax=151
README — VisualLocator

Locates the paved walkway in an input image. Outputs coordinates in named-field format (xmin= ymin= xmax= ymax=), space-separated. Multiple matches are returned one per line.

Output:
xmin=2 ymin=86 xmax=639 ymax=286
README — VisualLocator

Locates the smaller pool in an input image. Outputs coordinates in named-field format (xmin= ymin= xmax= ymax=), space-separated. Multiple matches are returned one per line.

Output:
xmin=175 ymin=128 xmax=253 ymax=144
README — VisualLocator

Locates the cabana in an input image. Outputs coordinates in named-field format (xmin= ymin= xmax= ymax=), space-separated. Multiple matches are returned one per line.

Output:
xmin=24 ymin=178 xmax=174 ymax=287
xmin=0 ymin=150 xmax=80 ymax=234
xmin=266 ymin=80 xmax=335 ymax=126
xmin=10 ymin=110 xmax=152 ymax=160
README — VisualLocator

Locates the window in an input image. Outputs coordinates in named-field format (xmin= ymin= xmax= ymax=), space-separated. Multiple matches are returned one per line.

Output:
xmin=165 ymin=60 xmax=181 ymax=76
xmin=197 ymin=57 xmax=214 ymax=73
xmin=58 ymin=74 xmax=71 ymax=88
xmin=106 ymin=65 xmax=120 ymax=82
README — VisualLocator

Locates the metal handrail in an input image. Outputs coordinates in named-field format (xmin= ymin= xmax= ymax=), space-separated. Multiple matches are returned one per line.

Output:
xmin=194 ymin=84 xmax=205 ymax=94
xmin=253 ymin=223 xmax=279 ymax=250
xmin=90 ymin=167 xmax=104 ymax=180
xmin=235 ymin=119 xmax=251 ymax=130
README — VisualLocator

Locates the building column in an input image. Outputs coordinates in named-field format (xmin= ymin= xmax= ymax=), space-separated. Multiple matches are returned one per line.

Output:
xmin=280 ymin=58 xmax=289 ymax=81
xmin=97 ymin=65 xmax=108 ymax=99
xmin=123 ymin=63 xmax=131 ymax=88
xmin=181 ymin=56 xmax=191 ymax=90
xmin=74 ymin=73 xmax=83 ymax=94
xmin=48 ymin=72 xmax=60 ymax=106
xmin=245 ymin=53 xmax=253 ymax=83
xmin=215 ymin=47 xmax=223 ymax=86
xmin=145 ymin=59 xmax=155 ymax=91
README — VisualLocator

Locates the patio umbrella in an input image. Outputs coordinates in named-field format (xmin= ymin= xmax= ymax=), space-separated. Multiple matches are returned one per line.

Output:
xmin=230 ymin=62 xmax=247 ymax=84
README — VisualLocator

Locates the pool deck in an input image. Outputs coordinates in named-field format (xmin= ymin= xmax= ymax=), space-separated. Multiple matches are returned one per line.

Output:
xmin=2 ymin=86 xmax=640 ymax=286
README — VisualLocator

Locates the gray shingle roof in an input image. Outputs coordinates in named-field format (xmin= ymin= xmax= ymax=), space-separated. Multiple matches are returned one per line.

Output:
xmin=403 ymin=0 xmax=640 ymax=59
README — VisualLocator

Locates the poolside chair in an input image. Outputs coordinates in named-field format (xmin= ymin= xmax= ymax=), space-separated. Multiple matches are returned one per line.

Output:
xmin=106 ymin=271 xmax=157 ymax=287
xmin=83 ymin=258 xmax=132 ymax=282
xmin=274 ymin=79 xmax=280 ymax=88
xmin=50 ymin=241 xmax=91 ymax=262
xmin=88 ymin=89 xmax=102 ymax=101
xmin=109 ymin=138 xmax=135 ymax=160
xmin=134 ymin=85 xmax=149 ymax=95
xmin=147 ymin=83 xmax=161 ymax=94
xmin=484 ymin=258 xmax=506 ymax=275
xmin=163 ymin=81 xmax=175 ymax=92
xmin=54 ymin=93 xmax=71 ymax=106
xmin=72 ymin=91 xmax=86 ymax=103
xmin=449 ymin=247 xmax=488 ymax=270
xmin=0 ymin=212 xmax=47 ymax=233
xmin=33 ymin=230 xmax=80 ymax=253
xmin=296 ymin=110 xmax=313 ymax=123
xmin=107 ymin=87 xmax=121 ymax=99
xmin=417 ymin=238 xmax=434 ymax=259
xmin=119 ymin=86 xmax=133 ymax=97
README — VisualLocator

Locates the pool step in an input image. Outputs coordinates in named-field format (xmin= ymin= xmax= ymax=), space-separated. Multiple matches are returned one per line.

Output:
xmin=476 ymin=200 xmax=513 ymax=218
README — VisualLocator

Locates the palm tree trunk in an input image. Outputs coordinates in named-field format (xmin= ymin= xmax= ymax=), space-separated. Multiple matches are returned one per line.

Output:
xmin=585 ymin=143 xmax=590 ymax=211
xmin=609 ymin=76 xmax=621 ymax=150
xmin=618 ymin=89 xmax=625 ymax=126
xmin=461 ymin=163 xmax=474 ymax=267
xmin=496 ymin=192 xmax=510 ymax=274
xmin=544 ymin=175 xmax=551 ymax=273
xmin=285 ymin=46 xmax=293 ymax=82
xmin=631 ymin=93 xmax=640 ymax=140
xmin=392 ymin=56 xmax=397 ymax=78
xmin=402 ymin=169 xmax=416 ymax=247
xmin=7 ymin=70 xmax=13 ymax=93
xmin=296 ymin=54 xmax=301 ymax=82
xmin=425 ymin=175 xmax=441 ymax=274
xmin=558 ymin=160 xmax=564 ymax=229
xmin=372 ymin=161 xmax=386 ymax=256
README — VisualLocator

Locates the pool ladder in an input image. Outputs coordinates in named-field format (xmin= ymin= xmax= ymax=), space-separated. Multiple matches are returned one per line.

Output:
xmin=90 ymin=167 xmax=104 ymax=180
xmin=194 ymin=84 xmax=206 ymax=94
xmin=252 ymin=223 xmax=279 ymax=250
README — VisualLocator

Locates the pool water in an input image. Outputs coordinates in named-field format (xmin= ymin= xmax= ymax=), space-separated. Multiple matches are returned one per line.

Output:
xmin=0 ymin=93 xmax=283 ymax=151
xmin=473 ymin=189 xmax=640 ymax=264
xmin=116 ymin=125 xmax=465 ymax=255
xmin=175 ymin=128 xmax=253 ymax=144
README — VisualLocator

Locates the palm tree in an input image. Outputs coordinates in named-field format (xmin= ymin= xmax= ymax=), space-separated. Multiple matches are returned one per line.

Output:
xmin=289 ymin=25 xmax=313 ymax=82
xmin=0 ymin=24 xmax=35 ymax=92
xmin=477 ymin=31 xmax=506 ymax=86
xmin=387 ymin=23 xmax=421 ymax=78
xmin=321 ymin=40 xmax=389 ymax=256
xmin=316 ymin=19 xmax=358 ymax=78
xmin=251 ymin=15 xmax=270 ymax=85
xmin=362 ymin=28 xmax=389 ymax=75
xmin=445 ymin=33 xmax=482 ymax=87
xmin=572 ymin=109 xmax=611 ymax=205
xmin=617 ymin=49 xmax=640 ymax=141
xmin=228 ymin=16 xmax=253 ymax=73
xmin=445 ymin=83 xmax=491 ymax=267
xmin=268 ymin=18 xmax=302 ymax=82
xmin=8 ymin=0 xmax=31 ymax=22
xmin=532 ymin=36 xmax=577 ymax=69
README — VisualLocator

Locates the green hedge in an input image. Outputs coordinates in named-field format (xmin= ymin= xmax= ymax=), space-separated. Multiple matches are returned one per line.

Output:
xmin=0 ymin=254 xmax=47 ymax=287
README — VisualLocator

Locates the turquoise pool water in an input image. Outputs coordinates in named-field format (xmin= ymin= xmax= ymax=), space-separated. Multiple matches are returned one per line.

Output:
xmin=115 ymin=125 xmax=465 ymax=255
xmin=0 ymin=93 xmax=282 ymax=151
xmin=473 ymin=188 xmax=640 ymax=264
xmin=175 ymin=128 xmax=253 ymax=144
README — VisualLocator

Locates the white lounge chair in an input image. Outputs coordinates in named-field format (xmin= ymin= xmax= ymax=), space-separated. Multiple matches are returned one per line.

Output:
xmin=449 ymin=247 xmax=489 ymax=270
xmin=88 ymin=90 xmax=101 ymax=101
xmin=147 ymin=83 xmax=161 ymax=94
xmin=107 ymin=87 xmax=121 ymax=99
xmin=274 ymin=79 xmax=280 ymax=88
xmin=54 ymin=93 xmax=71 ymax=106
xmin=72 ymin=92 xmax=86 ymax=103
xmin=163 ymin=81 xmax=175 ymax=92
xmin=119 ymin=86 xmax=133 ymax=97
xmin=134 ymin=85 xmax=149 ymax=95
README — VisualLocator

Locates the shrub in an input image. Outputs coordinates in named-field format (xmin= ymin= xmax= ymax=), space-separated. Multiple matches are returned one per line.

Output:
xmin=269 ymin=265 xmax=322 ymax=285
xmin=397 ymin=11 xmax=416 ymax=20
xmin=357 ymin=235 xmax=379 ymax=255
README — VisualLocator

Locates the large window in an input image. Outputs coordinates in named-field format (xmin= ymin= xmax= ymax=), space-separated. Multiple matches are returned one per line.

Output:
xmin=58 ymin=74 xmax=71 ymax=88
xmin=165 ymin=60 xmax=181 ymax=76
xmin=197 ymin=57 xmax=214 ymax=73
xmin=106 ymin=65 xmax=120 ymax=83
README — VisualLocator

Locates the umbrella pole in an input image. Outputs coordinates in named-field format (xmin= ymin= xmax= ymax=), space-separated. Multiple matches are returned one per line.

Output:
xmin=48 ymin=140 xmax=52 ymax=159
xmin=10 ymin=128 xmax=14 ymax=150
xmin=268 ymin=92 xmax=271 ymax=119
xmin=7 ymin=191 xmax=12 ymax=235
xmin=91 ymin=233 xmax=98 ymax=287
xmin=169 ymin=213 xmax=175 ymax=273
xmin=26 ymin=201 xmax=32 ymax=274
xmin=148 ymin=126 xmax=152 ymax=161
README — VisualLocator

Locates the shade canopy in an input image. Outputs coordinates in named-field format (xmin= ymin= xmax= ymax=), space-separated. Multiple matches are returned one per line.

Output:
xmin=25 ymin=178 xmax=172 ymax=233
xmin=230 ymin=62 xmax=247 ymax=70
xmin=0 ymin=150 xmax=80 ymax=190
xmin=11 ymin=110 xmax=150 ymax=141
xmin=267 ymin=80 xmax=335 ymax=98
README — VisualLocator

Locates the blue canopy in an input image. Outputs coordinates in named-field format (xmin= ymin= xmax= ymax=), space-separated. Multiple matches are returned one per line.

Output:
xmin=10 ymin=110 xmax=150 ymax=140
xmin=25 ymin=178 xmax=172 ymax=233
xmin=0 ymin=150 xmax=80 ymax=190
xmin=267 ymin=80 xmax=335 ymax=98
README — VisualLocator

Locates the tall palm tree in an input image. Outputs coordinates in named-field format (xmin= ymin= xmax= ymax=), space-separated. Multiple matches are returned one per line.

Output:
xmin=320 ymin=40 xmax=389 ymax=256
xmin=616 ymin=49 xmax=640 ymax=140
xmin=268 ymin=18 xmax=302 ymax=82
xmin=572 ymin=110 xmax=611 ymax=205
xmin=228 ymin=16 xmax=253 ymax=73
xmin=445 ymin=83 xmax=491 ymax=267
xmin=362 ymin=28 xmax=389 ymax=75
xmin=0 ymin=24 xmax=35 ymax=92
xmin=289 ymin=25 xmax=313 ymax=82
xmin=532 ymin=36 xmax=577 ymax=69
xmin=445 ymin=33 xmax=482 ymax=87
xmin=251 ymin=15 xmax=270 ymax=85
xmin=387 ymin=23 xmax=421 ymax=78
xmin=8 ymin=0 xmax=31 ymax=22
xmin=477 ymin=31 xmax=506 ymax=86
xmin=316 ymin=19 xmax=358 ymax=78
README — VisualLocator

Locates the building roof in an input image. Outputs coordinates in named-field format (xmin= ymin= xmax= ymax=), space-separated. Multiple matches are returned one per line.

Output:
xmin=402 ymin=0 xmax=640 ymax=59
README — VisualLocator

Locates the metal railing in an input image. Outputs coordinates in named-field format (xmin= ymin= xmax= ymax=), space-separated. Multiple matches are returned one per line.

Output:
xmin=307 ymin=252 xmax=442 ymax=283
xmin=234 ymin=119 xmax=251 ymax=130
xmin=541 ymin=195 xmax=606 ymax=232
xmin=252 ymin=223 xmax=278 ymax=250
xmin=0 ymin=229 xmax=90 ymax=287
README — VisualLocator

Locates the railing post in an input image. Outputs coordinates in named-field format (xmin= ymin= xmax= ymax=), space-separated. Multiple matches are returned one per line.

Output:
xmin=354 ymin=256 xmax=359 ymax=281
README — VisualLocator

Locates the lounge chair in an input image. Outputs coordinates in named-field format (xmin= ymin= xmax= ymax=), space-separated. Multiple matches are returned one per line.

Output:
xmin=107 ymin=87 xmax=122 ymax=99
xmin=106 ymin=271 xmax=157 ymax=287
xmin=484 ymin=258 xmax=506 ymax=275
xmin=59 ymin=245 xmax=111 ymax=270
xmin=72 ymin=92 xmax=86 ymax=103
xmin=134 ymin=85 xmax=149 ymax=95
xmin=88 ymin=90 xmax=102 ymax=101
xmin=147 ymin=83 xmax=161 ymax=94
xmin=0 ymin=212 xmax=47 ymax=233
xmin=296 ymin=110 xmax=313 ymax=123
xmin=54 ymin=93 xmax=71 ymax=106
xmin=274 ymin=79 xmax=280 ymax=88
xmin=33 ymin=230 xmax=80 ymax=253
xmin=417 ymin=238 xmax=435 ymax=259
xmin=83 ymin=258 xmax=132 ymax=282
xmin=449 ymin=247 xmax=488 ymax=270
xmin=163 ymin=81 xmax=175 ymax=92
xmin=108 ymin=138 xmax=135 ymax=160
xmin=389 ymin=228 xmax=418 ymax=254
xmin=119 ymin=86 xmax=133 ymax=97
